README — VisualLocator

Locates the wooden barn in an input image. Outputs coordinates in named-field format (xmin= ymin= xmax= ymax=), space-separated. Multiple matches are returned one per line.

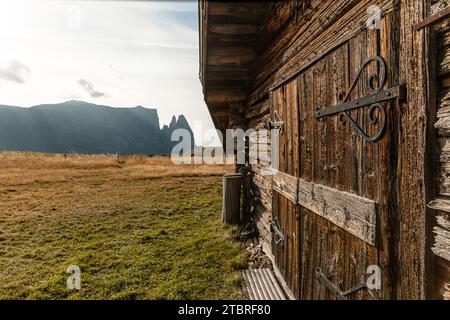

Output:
xmin=199 ymin=0 xmax=450 ymax=299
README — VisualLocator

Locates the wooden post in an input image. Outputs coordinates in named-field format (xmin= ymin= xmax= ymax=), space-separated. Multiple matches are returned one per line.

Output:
xmin=222 ymin=173 xmax=242 ymax=225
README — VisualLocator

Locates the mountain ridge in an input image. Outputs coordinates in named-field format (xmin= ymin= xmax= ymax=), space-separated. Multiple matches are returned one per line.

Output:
xmin=0 ymin=100 xmax=194 ymax=155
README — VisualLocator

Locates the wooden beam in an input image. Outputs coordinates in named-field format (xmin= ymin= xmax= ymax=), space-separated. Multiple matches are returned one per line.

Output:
xmin=208 ymin=33 xmax=258 ymax=48
xmin=273 ymin=171 xmax=298 ymax=204
xmin=206 ymin=88 xmax=247 ymax=104
xmin=206 ymin=81 xmax=248 ymax=90
xmin=271 ymin=170 xmax=377 ymax=246
xmin=209 ymin=24 xmax=259 ymax=35
xmin=297 ymin=178 xmax=377 ymax=246
xmin=208 ymin=2 xmax=266 ymax=20
xmin=207 ymin=47 xmax=255 ymax=66
xmin=413 ymin=6 xmax=450 ymax=31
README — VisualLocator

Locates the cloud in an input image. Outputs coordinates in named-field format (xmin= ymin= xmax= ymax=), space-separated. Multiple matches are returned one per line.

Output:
xmin=0 ymin=60 xmax=31 ymax=84
xmin=77 ymin=78 xmax=106 ymax=98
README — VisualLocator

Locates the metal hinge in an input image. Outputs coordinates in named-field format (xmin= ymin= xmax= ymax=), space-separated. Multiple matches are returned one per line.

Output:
xmin=314 ymin=56 xmax=406 ymax=143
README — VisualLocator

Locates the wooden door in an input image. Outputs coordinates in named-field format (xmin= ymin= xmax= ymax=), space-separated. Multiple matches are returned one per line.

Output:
xmin=271 ymin=80 xmax=301 ymax=299
xmin=270 ymin=13 xmax=401 ymax=300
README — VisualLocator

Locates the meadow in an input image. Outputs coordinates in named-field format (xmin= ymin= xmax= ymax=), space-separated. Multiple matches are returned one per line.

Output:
xmin=0 ymin=152 xmax=246 ymax=299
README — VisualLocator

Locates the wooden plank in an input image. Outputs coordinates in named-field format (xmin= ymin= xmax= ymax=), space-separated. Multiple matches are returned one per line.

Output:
xmin=299 ymin=71 xmax=313 ymax=182
xmin=436 ymin=138 xmax=450 ymax=196
xmin=292 ymin=205 xmax=300 ymax=298
xmin=315 ymin=59 xmax=327 ymax=187
xmin=245 ymin=98 xmax=271 ymax=120
xmin=399 ymin=0 xmax=430 ymax=299
xmin=424 ymin=206 xmax=450 ymax=261
xmin=205 ymin=88 xmax=246 ymax=104
xmin=208 ymin=47 xmax=255 ymax=66
xmin=378 ymin=13 xmax=402 ymax=300
xmin=208 ymin=2 xmax=266 ymax=19
xmin=253 ymin=204 xmax=272 ymax=249
xmin=297 ymin=178 xmax=377 ymax=245
xmin=292 ymin=79 xmax=300 ymax=179
xmin=432 ymin=226 xmax=450 ymax=261
xmin=209 ymin=24 xmax=259 ymax=35
xmin=300 ymin=208 xmax=313 ymax=299
xmin=435 ymin=90 xmax=450 ymax=136
xmin=273 ymin=171 xmax=298 ymax=204
xmin=434 ymin=256 xmax=450 ymax=300
xmin=222 ymin=173 xmax=242 ymax=225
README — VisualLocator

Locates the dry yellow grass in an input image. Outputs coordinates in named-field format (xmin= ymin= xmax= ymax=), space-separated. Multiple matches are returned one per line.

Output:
xmin=0 ymin=152 xmax=232 ymax=186
xmin=0 ymin=152 xmax=245 ymax=299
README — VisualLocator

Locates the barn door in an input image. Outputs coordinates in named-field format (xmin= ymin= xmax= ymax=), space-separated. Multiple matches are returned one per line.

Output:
xmin=271 ymin=81 xmax=301 ymax=299
xmin=270 ymin=12 xmax=402 ymax=300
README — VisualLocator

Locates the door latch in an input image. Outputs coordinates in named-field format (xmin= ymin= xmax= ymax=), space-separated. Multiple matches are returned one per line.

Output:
xmin=267 ymin=111 xmax=284 ymax=132
xmin=270 ymin=218 xmax=285 ymax=245
xmin=315 ymin=267 xmax=368 ymax=300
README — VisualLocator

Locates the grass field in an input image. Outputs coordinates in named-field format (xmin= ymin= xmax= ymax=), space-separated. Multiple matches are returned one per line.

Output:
xmin=0 ymin=152 xmax=246 ymax=299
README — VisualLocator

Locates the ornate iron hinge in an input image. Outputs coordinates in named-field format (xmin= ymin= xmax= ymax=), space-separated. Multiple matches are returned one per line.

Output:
xmin=314 ymin=56 xmax=406 ymax=143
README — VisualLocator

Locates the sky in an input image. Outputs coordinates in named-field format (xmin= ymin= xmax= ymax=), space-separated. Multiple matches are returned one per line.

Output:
xmin=0 ymin=0 xmax=219 ymax=146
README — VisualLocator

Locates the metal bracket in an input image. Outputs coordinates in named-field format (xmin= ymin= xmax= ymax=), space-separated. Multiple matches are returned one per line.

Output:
xmin=270 ymin=218 xmax=285 ymax=246
xmin=413 ymin=6 xmax=450 ymax=31
xmin=267 ymin=111 xmax=284 ymax=132
xmin=314 ymin=56 xmax=406 ymax=143
xmin=315 ymin=268 xmax=367 ymax=300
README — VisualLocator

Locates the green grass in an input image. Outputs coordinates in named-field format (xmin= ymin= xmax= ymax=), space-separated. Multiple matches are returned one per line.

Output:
xmin=0 ymin=157 xmax=246 ymax=299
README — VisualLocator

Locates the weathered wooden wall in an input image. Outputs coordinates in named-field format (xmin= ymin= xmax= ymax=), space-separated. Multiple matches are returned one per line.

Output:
xmin=200 ymin=0 xmax=447 ymax=300
xmin=427 ymin=0 xmax=450 ymax=300
xmin=245 ymin=0 xmax=435 ymax=300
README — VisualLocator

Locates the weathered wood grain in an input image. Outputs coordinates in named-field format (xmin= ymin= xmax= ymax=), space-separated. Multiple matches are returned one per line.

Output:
xmin=434 ymin=256 xmax=450 ymax=299
xmin=429 ymin=197 xmax=450 ymax=214
xmin=200 ymin=0 xmax=437 ymax=300
xmin=432 ymin=226 xmax=450 ymax=261
xmin=431 ymin=0 xmax=450 ymax=16
xmin=247 ymin=0 xmax=396 ymax=106
xmin=424 ymin=206 xmax=450 ymax=261
xmin=222 ymin=173 xmax=242 ymax=225
xmin=297 ymin=178 xmax=377 ymax=246
xmin=253 ymin=204 xmax=273 ymax=249
xmin=399 ymin=0 xmax=430 ymax=299
xmin=436 ymin=91 xmax=450 ymax=135
xmin=273 ymin=171 xmax=298 ymax=204
xmin=251 ymin=170 xmax=273 ymax=211
xmin=245 ymin=97 xmax=271 ymax=120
